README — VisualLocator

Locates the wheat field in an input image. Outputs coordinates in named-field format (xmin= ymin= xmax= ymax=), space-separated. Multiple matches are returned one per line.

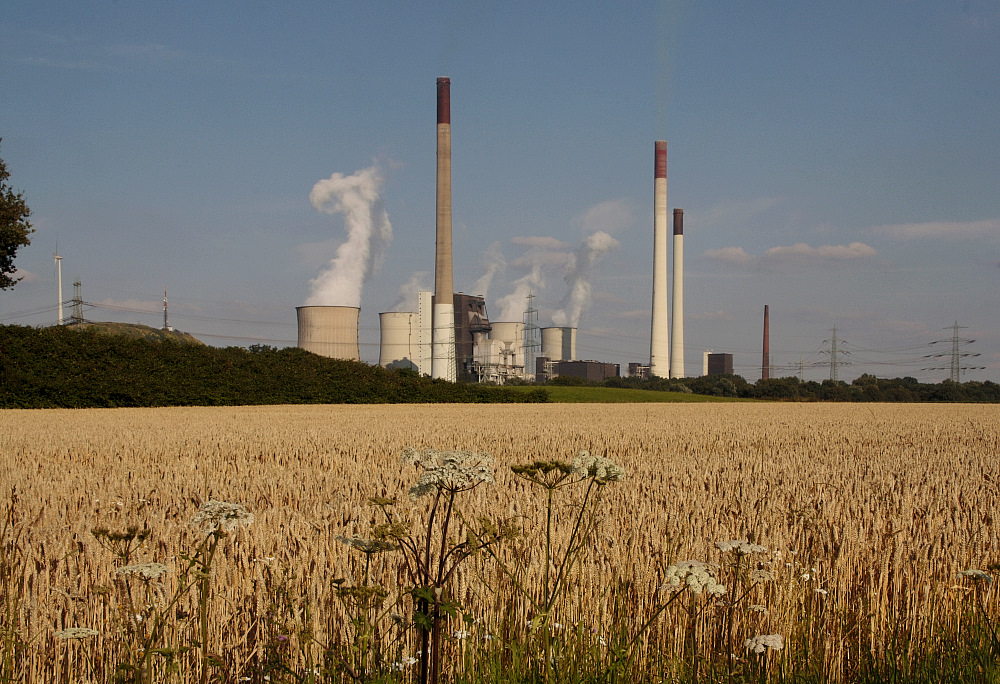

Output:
xmin=1 ymin=403 xmax=998 ymax=682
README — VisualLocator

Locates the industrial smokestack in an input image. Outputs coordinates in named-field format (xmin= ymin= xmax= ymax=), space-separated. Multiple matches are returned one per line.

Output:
xmin=432 ymin=77 xmax=456 ymax=381
xmin=669 ymin=208 xmax=685 ymax=378
xmin=762 ymin=305 xmax=770 ymax=380
xmin=649 ymin=141 xmax=669 ymax=378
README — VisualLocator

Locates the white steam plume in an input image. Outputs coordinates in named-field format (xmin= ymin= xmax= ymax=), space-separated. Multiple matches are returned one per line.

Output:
xmin=473 ymin=241 xmax=506 ymax=300
xmin=390 ymin=271 xmax=431 ymax=312
xmin=305 ymin=166 xmax=392 ymax=307
xmin=497 ymin=263 xmax=544 ymax=322
xmin=550 ymin=230 xmax=619 ymax=328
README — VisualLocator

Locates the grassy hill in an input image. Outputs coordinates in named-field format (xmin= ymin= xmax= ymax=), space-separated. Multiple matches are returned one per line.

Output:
xmin=63 ymin=321 xmax=204 ymax=345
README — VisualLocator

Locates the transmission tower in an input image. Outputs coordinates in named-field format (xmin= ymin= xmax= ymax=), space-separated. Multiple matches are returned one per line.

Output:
xmin=71 ymin=280 xmax=84 ymax=324
xmin=924 ymin=322 xmax=983 ymax=382
xmin=821 ymin=326 xmax=850 ymax=382
xmin=522 ymin=291 xmax=540 ymax=380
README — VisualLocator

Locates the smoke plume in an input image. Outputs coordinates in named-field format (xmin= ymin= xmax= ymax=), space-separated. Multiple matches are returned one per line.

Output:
xmin=497 ymin=263 xmax=544 ymax=322
xmin=550 ymin=231 xmax=619 ymax=328
xmin=473 ymin=241 xmax=506 ymax=300
xmin=389 ymin=271 xmax=431 ymax=312
xmin=305 ymin=166 xmax=391 ymax=307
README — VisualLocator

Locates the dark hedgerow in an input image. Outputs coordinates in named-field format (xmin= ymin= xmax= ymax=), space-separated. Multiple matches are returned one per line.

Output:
xmin=0 ymin=324 xmax=548 ymax=408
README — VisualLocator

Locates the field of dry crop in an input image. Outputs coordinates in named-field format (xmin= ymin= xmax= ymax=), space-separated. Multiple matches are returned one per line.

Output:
xmin=1 ymin=403 xmax=998 ymax=682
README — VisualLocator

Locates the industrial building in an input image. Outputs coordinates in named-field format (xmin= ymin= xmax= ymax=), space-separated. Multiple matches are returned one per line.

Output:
xmin=707 ymin=353 xmax=734 ymax=376
xmin=536 ymin=358 xmax=620 ymax=382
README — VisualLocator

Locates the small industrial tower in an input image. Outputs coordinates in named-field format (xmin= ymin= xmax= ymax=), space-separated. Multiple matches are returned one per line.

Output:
xmin=523 ymin=291 xmax=540 ymax=380
xmin=162 ymin=288 xmax=173 ymax=332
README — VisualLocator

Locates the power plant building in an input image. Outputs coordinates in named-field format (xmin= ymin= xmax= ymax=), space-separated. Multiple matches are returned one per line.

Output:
xmin=536 ymin=358 xmax=620 ymax=382
xmin=707 ymin=353 xmax=734 ymax=376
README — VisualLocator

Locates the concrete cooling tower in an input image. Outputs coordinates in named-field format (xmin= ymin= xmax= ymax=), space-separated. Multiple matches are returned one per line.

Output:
xmin=541 ymin=327 xmax=577 ymax=362
xmin=296 ymin=306 xmax=360 ymax=361
xmin=378 ymin=311 xmax=418 ymax=370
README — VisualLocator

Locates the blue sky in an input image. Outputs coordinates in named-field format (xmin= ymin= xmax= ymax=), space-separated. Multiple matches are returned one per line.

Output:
xmin=2 ymin=1 xmax=998 ymax=382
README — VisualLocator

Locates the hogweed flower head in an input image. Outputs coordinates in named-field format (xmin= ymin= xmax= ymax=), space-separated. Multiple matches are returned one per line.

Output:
xmin=56 ymin=627 xmax=100 ymax=640
xmin=336 ymin=536 xmax=398 ymax=554
xmin=115 ymin=562 xmax=171 ymax=580
xmin=745 ymin=634 xmax=784 ymax=654
xmin=959 ymin=568 xmax=993 ymax=584
xmin=191 ymin=500 xmax=254 ymax=535
xmin=401 ymin=448 xmax=495 ymax=499
xmin=717 ymin=539 xmax=768 ymax=555
xmin=570 ymin=451 xmax=624 ymax=484
xmin=662 ymin=560 xmax=726 ymax=596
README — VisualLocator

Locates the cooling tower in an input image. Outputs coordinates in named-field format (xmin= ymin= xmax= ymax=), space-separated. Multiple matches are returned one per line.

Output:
xmin=296 ymin=306 xmax=360 ymax=361
xmin=669 ymin=208 xmax=685 ymax=378
xmin=379 ymin=311 xmax=418 ymax=370
xmin=432 ymin=76 xmax=457 ymax=381
xmin=490 ymin=321 xmax=525 ymax=367
xmin=541 ymin=327 xmax=577 ymax=362
xmin=649 ymin=141 xmax=669 ymax=378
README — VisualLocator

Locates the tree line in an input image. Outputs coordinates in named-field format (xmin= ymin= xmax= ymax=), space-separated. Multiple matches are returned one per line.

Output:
xmin=0 ymin=324 xmax=548 ymax=408
xmin=597 ymin=372 xmax=1000 ymax=402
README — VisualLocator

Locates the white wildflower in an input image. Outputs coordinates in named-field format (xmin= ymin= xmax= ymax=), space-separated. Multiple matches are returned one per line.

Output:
xmin=452 ymin=629 xmax=470 ymax=639
xmin=749 ymin=568 xmax=775 ymax=583
xmin=570 ymin=451 xmax=625 ymax=483
xmin=192 ymin=500 xmax=254 ymax=535
xmin=114 ymin=563 xmax=170 ymax=580
xmin=662 ymin=560 xmax=726 ymax=596
xmin=815 ymin=588 xmax=828 ymax=595
xmin=56 ymin=627 xmax=100 ymax=640
xmin=745 ymin=634 xmax=784 ymax=654
xmin=402 ymin=448 xmax=495 ymax=499
xmin=392 ymin=656 xmax=418 ymax=671
xmin=959 ymin=568 xmax=993 ymax=584
xmin=717 ymin=539 xmax=768 ymax=555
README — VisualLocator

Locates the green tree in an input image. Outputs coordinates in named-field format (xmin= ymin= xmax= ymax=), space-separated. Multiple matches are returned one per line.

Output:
xmin=0 ymin=141 xmax=33 ymax=290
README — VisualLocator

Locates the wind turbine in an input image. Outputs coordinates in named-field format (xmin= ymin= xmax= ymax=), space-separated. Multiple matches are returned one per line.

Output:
xmin=54 ymin=244 xmax=63 ymax=325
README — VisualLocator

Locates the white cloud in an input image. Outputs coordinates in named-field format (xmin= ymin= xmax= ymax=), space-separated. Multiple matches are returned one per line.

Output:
xmin=762 ymin=242 xmax=877 ymax=260
xmin=876 ymin=219 xmax=1000 ymax=241
xmin=703 ymin=246 xmax=753 ymax=264
xmin=704 ymin=242 xmax=877 ymax=268
xmin=511 ymin=235 xmax=570 ymax=250
xmin=12 ymin=269 xmax=39 ymax=284
xmin=572 ymin=199 xmax=634 ymax=235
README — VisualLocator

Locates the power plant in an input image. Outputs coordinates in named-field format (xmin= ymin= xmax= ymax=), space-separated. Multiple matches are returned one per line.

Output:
xmin=294 ymin=79 xmax=713 ymax=383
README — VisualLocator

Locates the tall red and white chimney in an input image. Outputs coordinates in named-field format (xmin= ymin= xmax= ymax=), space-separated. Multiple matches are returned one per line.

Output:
xmin=669 ymin=208 xmax=685 ymax=378
xmin=432 ymin=77 xmax=456 ymax=381
xmin=649 ymin=141 xmax=669 ymax=378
